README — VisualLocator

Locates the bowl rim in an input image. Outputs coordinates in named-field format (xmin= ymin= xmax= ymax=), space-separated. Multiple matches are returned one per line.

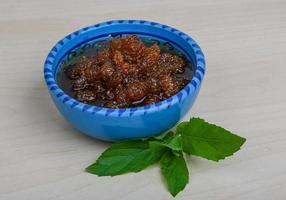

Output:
xmin=44 ymin=19 xmax=206 ymax=117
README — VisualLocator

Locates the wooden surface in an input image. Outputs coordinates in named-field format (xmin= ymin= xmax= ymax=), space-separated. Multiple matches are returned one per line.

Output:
xmin=1 ymin=0 xmax=286 ymax=199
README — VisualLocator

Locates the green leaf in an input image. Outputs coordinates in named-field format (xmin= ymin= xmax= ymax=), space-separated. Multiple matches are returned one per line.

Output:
xmin=177 ymin=118 xmax=246 ymax=161
xmin=149 ymin=134 xmax=183 ymax=152
xmin=86 ymin=140 xmax=165 ymax=176
xmin=160 ymin=151 xmax=189 ymax=197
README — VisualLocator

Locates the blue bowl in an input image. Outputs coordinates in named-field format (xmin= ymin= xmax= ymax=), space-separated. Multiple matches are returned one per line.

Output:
xmin=43 ymin=20 xmax=206 ymax=141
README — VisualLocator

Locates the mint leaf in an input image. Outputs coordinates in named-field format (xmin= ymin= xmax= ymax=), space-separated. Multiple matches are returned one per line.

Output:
xmin=150 ymin=134 xmax=183 ymax=152
xmin=160 ymin=151 xmax=189 ymax=197
xmin=86 ymin=140 xmax=165 ymax=176
xmin=177 ymin=118 xmax=246 ymax=161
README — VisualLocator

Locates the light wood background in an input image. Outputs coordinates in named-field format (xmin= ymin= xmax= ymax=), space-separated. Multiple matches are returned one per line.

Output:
xmin=1 ymin=0 xmax=286 ymax=199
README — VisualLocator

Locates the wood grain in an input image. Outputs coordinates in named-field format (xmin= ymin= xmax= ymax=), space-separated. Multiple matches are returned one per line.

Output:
xmin=0 ymin=0 xmax=286 ymax=199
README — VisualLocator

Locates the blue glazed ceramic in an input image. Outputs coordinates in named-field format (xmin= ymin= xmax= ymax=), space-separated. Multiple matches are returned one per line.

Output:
xmin=43 ymin=20 xmax=206 ymax=141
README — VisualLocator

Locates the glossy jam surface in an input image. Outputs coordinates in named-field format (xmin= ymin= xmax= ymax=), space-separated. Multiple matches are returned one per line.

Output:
xmin=57 ymin=35 xmax=193 ymax=108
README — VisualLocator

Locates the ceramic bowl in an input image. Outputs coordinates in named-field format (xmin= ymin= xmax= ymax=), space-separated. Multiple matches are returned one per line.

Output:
xmin=43 ymin=20 xmax=206 ymax=141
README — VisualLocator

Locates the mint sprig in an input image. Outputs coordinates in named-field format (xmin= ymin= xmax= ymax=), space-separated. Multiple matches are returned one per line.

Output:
xmin=86 ymin=118 xmax=246 ymax=197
